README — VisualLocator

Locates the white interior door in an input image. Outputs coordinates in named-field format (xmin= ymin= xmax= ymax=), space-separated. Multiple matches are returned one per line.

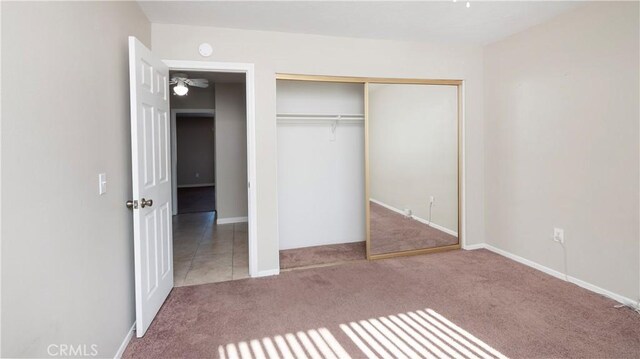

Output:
xmin=128 ymin=36 xmax=173 ymax=337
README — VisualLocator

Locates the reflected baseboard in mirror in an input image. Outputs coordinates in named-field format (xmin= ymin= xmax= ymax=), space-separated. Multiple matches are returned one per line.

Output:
xmin=366 ymin=81 xmax=461 ymax=258
xmin=369 ymin=200 xmax=458 ymax=255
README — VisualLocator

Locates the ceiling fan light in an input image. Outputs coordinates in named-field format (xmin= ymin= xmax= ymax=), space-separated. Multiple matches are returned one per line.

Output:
xmin=173 ymin=81 xmax=189 ymax=96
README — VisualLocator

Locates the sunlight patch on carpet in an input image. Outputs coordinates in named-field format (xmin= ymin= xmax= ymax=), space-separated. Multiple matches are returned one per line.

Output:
xmin=341 ymin=309 xmax=508 ymax=359
xmin=218 ymin=328 xmax=351 ymax=359
xmin=217 ymin=308 xmax=507 ymax=359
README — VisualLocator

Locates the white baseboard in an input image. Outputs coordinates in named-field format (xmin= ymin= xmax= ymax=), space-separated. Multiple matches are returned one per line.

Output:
xmin=217 ymin=216 xmax=248 ymax=224
xmin=177 ymin=183 xmax=214 ymax=188
xmin=414 ymin=218 xmax=458 ymax=237
xmin=462 ymin=243 xmax=486 ymax=250
xmin=468 ymin=243 xmax=638 ymax=309
xmin=114 ymin=322 xmax=136 ymax=359
xmin=255 ymin=268 xmax=280 ymax=277
xmin=369 ymin=198 xmax=458 ymax=237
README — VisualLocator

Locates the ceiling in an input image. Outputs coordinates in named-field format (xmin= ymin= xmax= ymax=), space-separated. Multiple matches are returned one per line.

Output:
xmin=139 ymin=1 xmax=584 ymax=46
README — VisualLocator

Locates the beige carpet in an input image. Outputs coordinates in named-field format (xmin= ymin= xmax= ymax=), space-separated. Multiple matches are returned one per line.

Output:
xmin=370 ymin=201 xmax=458 ymax=255
xmin=124 ymin=249 xmax=640 ymax=359
xmin=280 ymin=242 xmax=366 ymax=270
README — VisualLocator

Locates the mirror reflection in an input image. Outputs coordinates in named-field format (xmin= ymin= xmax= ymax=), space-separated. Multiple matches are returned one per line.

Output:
xmin=368 ymin=83 xmax=459 ymax=256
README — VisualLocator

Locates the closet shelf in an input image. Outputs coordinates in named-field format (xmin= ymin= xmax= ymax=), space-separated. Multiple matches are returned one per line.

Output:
xmin=276 ymin=113 xmax=364 ymax=125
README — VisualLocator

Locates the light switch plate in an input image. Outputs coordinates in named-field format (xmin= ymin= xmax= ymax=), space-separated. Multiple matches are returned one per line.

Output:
xmin=98 ymin=173 xmax=107 ymax=195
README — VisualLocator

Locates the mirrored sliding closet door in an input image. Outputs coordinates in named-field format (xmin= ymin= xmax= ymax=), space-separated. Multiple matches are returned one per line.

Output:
xmin=366 ymin=82 xmax=461 ymax=258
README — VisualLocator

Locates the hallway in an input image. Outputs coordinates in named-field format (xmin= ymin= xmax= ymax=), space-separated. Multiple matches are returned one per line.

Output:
xmin=177 ymin=186 xmax=216 ymax=214
xmin=172 ymin=212 xmax=249 ymax=286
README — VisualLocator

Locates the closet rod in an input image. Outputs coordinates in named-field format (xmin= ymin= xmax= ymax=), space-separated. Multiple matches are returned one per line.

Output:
xmin=276 ymin=113 xmax=364 ymax=124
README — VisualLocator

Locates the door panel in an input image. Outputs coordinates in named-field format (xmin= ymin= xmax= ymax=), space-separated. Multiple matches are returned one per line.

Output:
xmin=128 ymin=36 xmax=173 ymax=337
xmin=157 ymin=110 xmax=169 ymax=183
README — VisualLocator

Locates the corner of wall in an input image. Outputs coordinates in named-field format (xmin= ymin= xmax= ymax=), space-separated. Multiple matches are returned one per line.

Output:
xmin=481 ymin=2 xmax=639 ymax=302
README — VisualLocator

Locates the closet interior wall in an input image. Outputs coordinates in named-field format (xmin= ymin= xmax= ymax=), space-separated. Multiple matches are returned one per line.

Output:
xmin=276 ymin=80 xmax=365 ymax=250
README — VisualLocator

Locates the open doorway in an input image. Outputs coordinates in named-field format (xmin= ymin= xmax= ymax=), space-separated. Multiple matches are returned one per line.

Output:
xmin=169 ymin=70 xmax=249 ymax=286
xmin=173 ymin=111 xmax=216 ymax=214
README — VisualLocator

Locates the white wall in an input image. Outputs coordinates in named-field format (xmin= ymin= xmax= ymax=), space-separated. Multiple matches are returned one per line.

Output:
xmin=277 ymin=81 xmax=365 ymax=249
xmin=215 ymin=83 xmax=248 ymax=220
xmin=369 ymin=84 xmax=458 ymax=232
xmin=1 ymin=2 xmax=150 ymax=357
xmin=484 ymin=2 xmax=639 ymax=300
xmin=277 ymin=80 xmax=365 ymax=114
xmin=152 ymin=24 xmax=485 ymax=271
xmin=176 ymin=116 xmax=215 ymax=186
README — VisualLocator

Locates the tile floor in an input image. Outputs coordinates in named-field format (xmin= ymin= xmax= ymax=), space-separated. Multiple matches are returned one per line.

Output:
xmin=172 ymin=212 xmax=249 ymax=287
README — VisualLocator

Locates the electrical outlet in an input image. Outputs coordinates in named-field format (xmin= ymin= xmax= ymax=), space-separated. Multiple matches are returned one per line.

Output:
xmin=553 ymin=228 xmax=564 ymax=244
xmin=404 ymin=208 xmax=412 ymax=217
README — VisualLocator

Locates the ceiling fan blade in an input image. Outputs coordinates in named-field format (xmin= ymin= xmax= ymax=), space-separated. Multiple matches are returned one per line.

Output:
xmin=186 ymin=79 xmax=209 ymax=88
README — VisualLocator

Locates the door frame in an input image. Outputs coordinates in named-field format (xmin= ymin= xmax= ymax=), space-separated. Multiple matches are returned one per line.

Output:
xmin=165 ymin=60 xmax=258 ymax=278
xmin=170 ymin=109 xmax=216 ymax=216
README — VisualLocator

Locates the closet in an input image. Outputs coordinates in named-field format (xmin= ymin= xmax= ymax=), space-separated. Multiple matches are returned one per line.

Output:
xmin=276 ymin=74 xmax=462 ymax=262
xmin=276 ymin=79 xmax=366 ymax=250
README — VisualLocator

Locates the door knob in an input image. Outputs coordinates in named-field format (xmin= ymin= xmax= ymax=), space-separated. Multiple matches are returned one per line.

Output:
xmin=140 ymin=198 xmax=153 ymax=208
xmin=126 ymin=200 xmax=138 ymax=209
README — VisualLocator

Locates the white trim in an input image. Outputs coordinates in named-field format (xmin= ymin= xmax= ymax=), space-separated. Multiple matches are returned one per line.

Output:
xmin=484 ymin=244 xmax=568 ymax=281
xmin=459 ymin=81 xmax=467 ymax=249
xmin=412 ymin=216 xmax=458 ymax=237
xmin=170 ymin=109 xmax=216 ymax=216
xmin=461 ymin=243 xmax=485 ymax=250
xmin=256 ymin=269 xmax=280 ymax=277
xmin=369 ymin=198 xmax=458 ymax=237
xmin=164 ymin=60 xmax=259 ymax=279
xmin=113 ymin=322 xmax=136 ymax=359
xmin=177 ymin=183 xmax=215 ymax=189
xmin=0 ymin=2 xmax=3 ymax=353
xmin=217 ymin=216 xmax=248 ymax=224
xmin=469 ymin=244 xmax=638 ymax=308
xmin=369 ymin=198 xmax=398 ymax=212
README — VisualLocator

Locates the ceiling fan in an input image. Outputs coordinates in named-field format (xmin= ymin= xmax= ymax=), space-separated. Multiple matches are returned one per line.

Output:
xmin=169 ymin=73 xmax=209 ymax=96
